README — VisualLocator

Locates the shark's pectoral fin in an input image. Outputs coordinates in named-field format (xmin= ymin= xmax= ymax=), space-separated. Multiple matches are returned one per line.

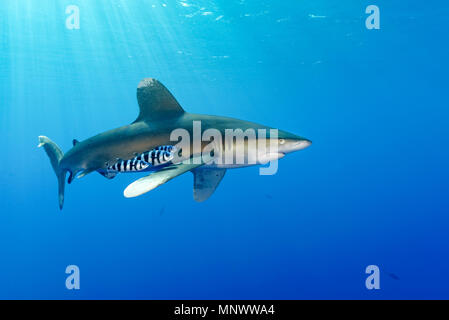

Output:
xmin=134 ymin=78 xmax=185 ymax=123
xmin=123 ymin=154 xmax=211 ymax=198
xmin=192 ymin=168 xmax=226 ymax=202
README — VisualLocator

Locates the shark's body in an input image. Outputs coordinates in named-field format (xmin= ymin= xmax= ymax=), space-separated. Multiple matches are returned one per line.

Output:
xmin=39 ymin=78 xmax=311 ymax=209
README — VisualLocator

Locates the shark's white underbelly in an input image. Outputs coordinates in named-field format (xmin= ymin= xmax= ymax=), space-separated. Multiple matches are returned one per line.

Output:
xmin=202 ymin=152 xmax=285 ymax=169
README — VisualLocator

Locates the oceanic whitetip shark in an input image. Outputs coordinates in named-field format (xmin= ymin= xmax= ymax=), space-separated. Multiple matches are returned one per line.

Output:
xmin=38 ymin=78 xmax=311 ymax=209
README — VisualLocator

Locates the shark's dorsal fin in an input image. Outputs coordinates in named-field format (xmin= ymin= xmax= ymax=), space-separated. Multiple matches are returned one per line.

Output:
xmin=134 ymin=78 xmax=185 ymax=123
xmin=72 ymin=139 xmax=79 ymax=146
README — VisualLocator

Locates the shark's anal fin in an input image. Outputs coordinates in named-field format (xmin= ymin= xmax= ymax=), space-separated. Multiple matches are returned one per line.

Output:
xmin=77 ymin=168 xmax=96 ymax=179
xmin=192 ymin=168 xmax=226 ymax=202
xmin=134 ymin=78 xmax=185 ymax=123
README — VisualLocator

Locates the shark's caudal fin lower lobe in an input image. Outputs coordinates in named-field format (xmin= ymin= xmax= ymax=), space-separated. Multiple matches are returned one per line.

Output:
xmin=38 ymin=136 xmax=66 ymax=210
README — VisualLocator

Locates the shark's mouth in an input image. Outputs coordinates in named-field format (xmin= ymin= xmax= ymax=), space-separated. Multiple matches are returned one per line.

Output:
xmin=295 ymin=140 xmax=312 ymax=150
xmin=258 ymin=152 xmax=285 ymax=164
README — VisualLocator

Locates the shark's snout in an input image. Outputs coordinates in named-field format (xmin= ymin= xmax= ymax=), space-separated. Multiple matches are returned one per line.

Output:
xmin=278 ymin=137 xmax=311 ymax=154
xmin=294 ymin=138 xmax=312 ymax=150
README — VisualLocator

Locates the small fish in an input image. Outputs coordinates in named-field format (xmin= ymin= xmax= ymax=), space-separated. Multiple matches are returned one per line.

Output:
xmin=387 ymin=273 xmax=400 ymax=280
xmin=107 ymin=146 xmax=175 ymax=173
xmin=154 ymin=145 xmax=177 ymax=153
xmin=133 ymin=149 xmax=174 ymax=166
xmin=308 ymin=14 xmax=327 ymax=19
xmin=108 ymin=159 xmax=149 ymax=173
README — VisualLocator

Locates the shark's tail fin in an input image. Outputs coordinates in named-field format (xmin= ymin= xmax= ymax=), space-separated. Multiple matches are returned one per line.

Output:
xmin=38 ymin=136 xmax=66 ymax=210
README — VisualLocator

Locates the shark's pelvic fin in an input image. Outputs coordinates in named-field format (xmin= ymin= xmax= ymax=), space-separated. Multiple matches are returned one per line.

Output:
xmin=192 ymin=168 xmax=226 ymax=202
xmin=97 ymin=169 xmax=117 ymax=180
xmin=134 ymin=78 xmax=185 ymax=123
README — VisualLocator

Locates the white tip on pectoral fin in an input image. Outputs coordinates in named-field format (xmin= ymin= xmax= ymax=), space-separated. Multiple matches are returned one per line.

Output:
xmin=124 ymin=174 xmax=167 ymax=198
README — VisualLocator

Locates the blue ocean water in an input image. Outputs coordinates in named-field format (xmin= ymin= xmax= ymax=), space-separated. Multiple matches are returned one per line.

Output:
xmin=0 ymin=0 xmax=448 ymax=299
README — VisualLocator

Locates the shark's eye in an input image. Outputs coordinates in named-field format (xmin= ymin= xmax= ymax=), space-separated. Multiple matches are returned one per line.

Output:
xmin=279 ymin=139 xmax=285 ymax=145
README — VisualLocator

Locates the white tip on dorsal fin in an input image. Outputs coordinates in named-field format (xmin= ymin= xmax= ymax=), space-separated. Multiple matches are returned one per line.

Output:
xmin=134 ymin=78 xmax=185 ymax=123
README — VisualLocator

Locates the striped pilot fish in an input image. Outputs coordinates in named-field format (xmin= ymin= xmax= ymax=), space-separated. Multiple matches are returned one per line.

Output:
xmin=154 ymin=145 xmax=177 ymax=153
xmin=107 ymin=146 xmax=176 ymax=174
xmin=107 ymin=159 xmax=150 ymax=173
xmin=132 ymin=149 xmax=174 ymax=167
